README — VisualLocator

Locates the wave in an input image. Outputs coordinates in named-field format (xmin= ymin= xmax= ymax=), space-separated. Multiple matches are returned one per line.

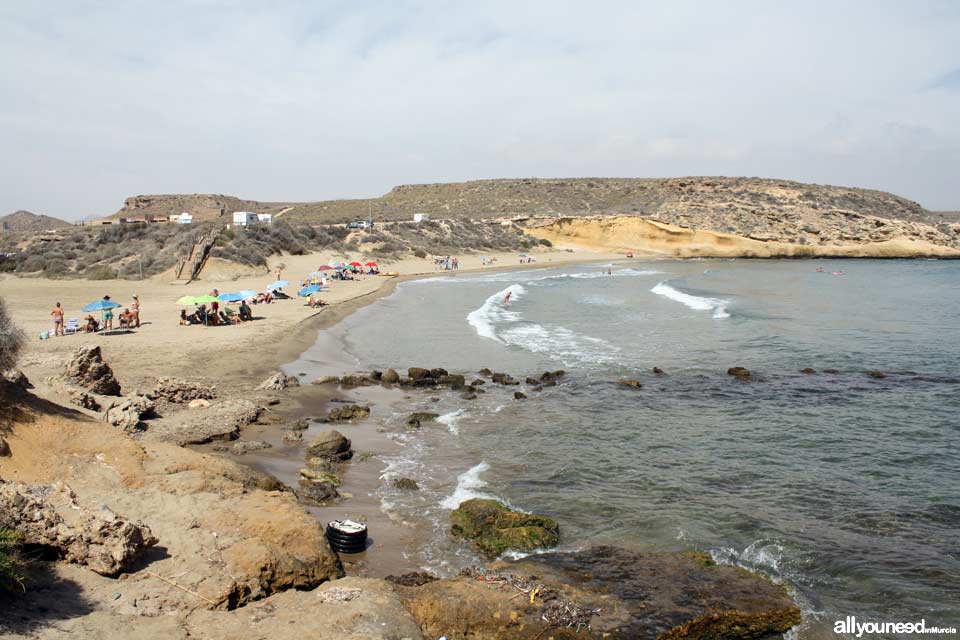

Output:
xmin=500 ymin=323 xmax=620 ymax=365
xmin=651 ymin=281 xmax=730 ymax=319
xmin=466 ymin=284 xmax=525 ymax=342
xmin=440 ymin=462 xmax=497 ymax=509
xmin=436 ymin=409 xmax=465 ymax=435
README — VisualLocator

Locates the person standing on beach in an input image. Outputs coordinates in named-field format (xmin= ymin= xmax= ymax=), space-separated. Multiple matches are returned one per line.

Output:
xmin=102 ymin=296 xmax=114 ymax=331
xmin=131 ymin=295 xmax=141 ymax=328
xmin=210 ymin=289 xmax=220 ymax=314
xmin=51 ymin=302 xmax=64 ymax=336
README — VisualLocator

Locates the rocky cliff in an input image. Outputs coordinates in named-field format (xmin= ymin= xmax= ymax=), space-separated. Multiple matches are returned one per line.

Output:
xmin=103 ymin=177 xmax=960 ymax=257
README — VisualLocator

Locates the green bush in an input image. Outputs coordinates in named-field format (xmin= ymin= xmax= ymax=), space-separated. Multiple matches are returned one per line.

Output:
xmin=0 ymin=297 xmax=24 ymax=375
xmin=0 ymin=529 xmax=26 ymax=592
xmin=537 ymin=238 xmax=552 ymax=247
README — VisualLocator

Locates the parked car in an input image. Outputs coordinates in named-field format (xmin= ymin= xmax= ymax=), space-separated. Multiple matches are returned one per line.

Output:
xmin=347 ymin=220 xmax=372 ymax=229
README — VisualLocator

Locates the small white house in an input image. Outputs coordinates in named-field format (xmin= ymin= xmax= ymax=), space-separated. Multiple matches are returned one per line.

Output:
xmin=413 ymin=213 xmax=430 ymax=223
xmin=257 ymin=213 xmax=273 ymax=225
xmin=176 ymin=212 xmax=193 ymax=225
xmin=233 ymin=211 xmax=258 ymax=226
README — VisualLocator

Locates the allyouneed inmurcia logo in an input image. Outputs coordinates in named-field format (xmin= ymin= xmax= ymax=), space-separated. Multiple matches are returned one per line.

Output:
xmin=835 ymin=617 xmax=957 ymax=637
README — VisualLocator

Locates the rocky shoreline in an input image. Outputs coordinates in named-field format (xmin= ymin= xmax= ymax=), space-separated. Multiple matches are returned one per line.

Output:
xmin=0 ymin=259 xmax=809 ymax=638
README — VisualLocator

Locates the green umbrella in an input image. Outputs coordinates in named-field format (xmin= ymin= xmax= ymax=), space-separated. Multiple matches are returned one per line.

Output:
xmin=176 ymin=296 xmax=197 ymax=305
xmin=192 ymin=295 xmax=218 ymax=304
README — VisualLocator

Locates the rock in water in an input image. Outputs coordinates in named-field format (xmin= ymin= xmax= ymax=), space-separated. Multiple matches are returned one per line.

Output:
xmin=868 ymin=370 xmax=887 ymax=379
xmin=66 ymin=345 xmax=121 ymax=396
xmin=618 ymin=379 xmax=643 ymax=388
xmin=326 ymin=404 xmax=371 ymax=422
xmin=0 ymin=480 xmax=156 ymax=576
xmin=408 ymin=367 xmax=431 ymax=380
xmin=382 ymin=368 xmax=400 ymax=384
xmin=438 ymin=374 xmax=466 ymax=389
xmin=450 ymin=498 xmax=559 ymax=558
xmin=392 ymin=477 xmax=419 ymax=491
xmin=306 ymin=430 xmax=353 ymax=461
xmin=281 ymin=430 xmax=304 ymax=444
xmin=727 ymin=366 xmax=751 ymax=379
xmin=405 ymin=412 xmax=439 ymax=429
xmin=652 ymin=367 xmax=666 ymax=375
xmin=231 ymin=440 xmax=272 ymax=455
xmin=429 ymin=368 xmax=449 ymax=379
xmin=801 ymin=367 xmax=816 ymax=374
xmin=257 ymin=372 xmax=301 ymax=390
xmin=514 ymin=391 xmax=527 ymax=400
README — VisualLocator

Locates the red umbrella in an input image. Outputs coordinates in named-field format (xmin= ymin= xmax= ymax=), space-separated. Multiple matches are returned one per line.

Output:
xmin=317 ymin=265 xmax=332 ymax=271
xmin=349 ymin=261 xmax=362 ymax=267
xmin=364 ymin=261 xmax=378 ymax=267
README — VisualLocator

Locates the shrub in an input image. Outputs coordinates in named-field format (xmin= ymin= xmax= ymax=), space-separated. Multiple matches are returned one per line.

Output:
xmin=0 ymin=529 xmax=25 ymax=592
xmin=0 ymin=298 xmax=24 ymax=373
xmin=414 ymin=249 xmax=427 ymax=258
xmin=537 ymin=238 xmax=553 ymax=247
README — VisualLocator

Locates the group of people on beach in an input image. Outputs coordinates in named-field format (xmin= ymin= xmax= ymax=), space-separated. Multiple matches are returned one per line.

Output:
xmin=179 ymin=302 xmax=252 ymax=326
xmin=49 ymin=295 xmax=140 ymax=336
xmin=434 ymin=256 xmax=459 ymax=271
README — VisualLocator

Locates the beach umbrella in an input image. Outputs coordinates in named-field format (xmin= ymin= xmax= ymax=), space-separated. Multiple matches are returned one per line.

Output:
xmin=317 ymin=265 xmax=333 ymax=271
xmin=237 ymin=289 xmax=255 ymax=299
xmin=334 ymin=265 xmax=349 ymax=270
xmin=364 ymin=261 xmax=378 ymax=267
xmin=298 ymin=284 xmax=323 ymax=297
xmin=349 ymin=261 xmax=362 ymax=267
xmin=266 ymin=280 xmax=289 ymax=291
xmin=192 ymin=295 xmax=218 ymax=304
xmin=82 ymin=300 xmax=121 ymax=312
xmin=175 ymin=296 xmax=197 ymax=306
xmin=218 ymin=292 xmax=244 ymax=302
xmin=307 ymin=271 xmax=325 ymax=277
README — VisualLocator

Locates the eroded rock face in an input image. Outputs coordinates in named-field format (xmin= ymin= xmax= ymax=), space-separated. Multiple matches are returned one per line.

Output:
xmin=0 ymin=480 xmax=156 ymax=576
xmin=66 ymin=345 xmax=121 ymax=395
xmin=231 ymin=440 xmax=272 ymax=455
xmin=143 ymin=398 xmax=263 ymax=445
xmin=450 ymin=498 xmax=560 ymax=559
xmin=256 ymin=372 xmax=301 ymax=391
xmin=326 ymin=404 xmax=370 ymax=422
xmin=306 ymin=430 xmax=353 ymax=461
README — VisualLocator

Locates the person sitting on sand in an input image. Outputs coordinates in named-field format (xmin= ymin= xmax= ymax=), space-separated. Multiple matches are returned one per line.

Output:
xmin=238 ymin=301 xmax=252 ymax=321
xmin=84 ymin=314 xmax=99 ymax=333
xmin=51 ymin=302 xmax=65 ymax=336
xmin=179 ymin=309 xmax=190 ymax=326
xmin=118 ymin=308 xmax=133 ymax=329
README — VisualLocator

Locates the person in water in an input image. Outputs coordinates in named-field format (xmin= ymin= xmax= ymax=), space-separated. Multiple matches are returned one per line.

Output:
xmin=504 ymin=291 xmax=512 ymax=305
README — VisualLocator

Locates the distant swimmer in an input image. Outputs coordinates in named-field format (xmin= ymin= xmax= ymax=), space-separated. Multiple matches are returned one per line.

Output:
xmin=608 ymin=268 xmax=613 ymax=275
xmin=831 ymin=271 xmax=845 ymax=276
xmin=816 ymin=267 xmax=825 ymax=273
xmin=504 ymin=291 xmax=512 ymax=305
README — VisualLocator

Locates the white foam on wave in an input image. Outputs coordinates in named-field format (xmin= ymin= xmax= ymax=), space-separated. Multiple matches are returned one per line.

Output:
xmin=499 ymin=323 xmax=620 ymax=365
xmin=466 ymin=284 xmax=525 ymax=342
xmin=411 ymin=267 xmax=662 ymax=286
xmin=436 ymin=409 xmax=465 ymax=435
xmin=441 ymin=462 xmax=496 ymax=509
xmin=651 ymin=282 xmax=730 ymax=319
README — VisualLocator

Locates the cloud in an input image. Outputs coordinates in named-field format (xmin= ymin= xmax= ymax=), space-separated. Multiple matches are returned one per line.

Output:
xmin=2 ymin=1 xmax=960 ymax=218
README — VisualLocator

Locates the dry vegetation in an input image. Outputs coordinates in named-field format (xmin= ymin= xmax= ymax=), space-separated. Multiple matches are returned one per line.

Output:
xmin=2 ymin=218 xmax=544 ymax=279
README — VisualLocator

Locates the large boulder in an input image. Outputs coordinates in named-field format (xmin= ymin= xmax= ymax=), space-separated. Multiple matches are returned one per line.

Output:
xmin=0 ymin=480 xmax=156 ymax=576
xmin=306 ymin=430 xmax=353 ymax=461
xmin=102 ymin=394 xmax=156 ymax=433
xmin=66 ymin=345 xmax=121 ymax=396
xmin=256 ymin=372 xmax=301 ymax=391
xmin=151 ymin=377 xmax=217 ymax=403
xmin=142 ymin=398 xmax=264 ymax=445
xmin=326 ymin=404 xmax=371 ymax=423
xmin=429 ymin=368 xmax=449 ymax=379
xmin=437 ymin=374 xmax=466 ymax=389
xmin=727 ymin=366 xmax=751 ymax=379
xmin=450 ymin=498 xmax=559 ymax=559
xmin=405 ymin=412 xmax=439 ymax=429
xmin=382 ymin=368 xmax=400 ymax=384
xmin=404 ymin=547 xmax=800 ymax=640
xmin=408 ymin=367 xmax=431 ymax=381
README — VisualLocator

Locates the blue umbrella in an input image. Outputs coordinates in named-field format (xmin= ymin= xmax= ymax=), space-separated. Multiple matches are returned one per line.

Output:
xmin=218 ymin=292 xmax=245 ymax=302
xmin=237 ymin=289 xmax=255 ymax=299
xmin=298 ymin=284 xmax=323 ymax=297
xmin=82 ymin=300 xmax=121 ymax=312
xmin=266 ymin=280 xmax=289 ymax=291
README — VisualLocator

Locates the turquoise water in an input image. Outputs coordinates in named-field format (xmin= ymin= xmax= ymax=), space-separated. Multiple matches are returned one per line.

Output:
xmin=298 ymin=259 xmax=960 ymax=637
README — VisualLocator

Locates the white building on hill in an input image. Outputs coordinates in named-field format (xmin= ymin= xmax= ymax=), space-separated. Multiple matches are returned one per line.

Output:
xmin=413 ymin=213 xmax=430 ymax=223
xmin=233 ymin=211 xmax=258 ymax=226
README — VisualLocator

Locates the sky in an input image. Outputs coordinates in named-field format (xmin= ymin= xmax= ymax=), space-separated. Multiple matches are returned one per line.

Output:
xmin=2 ymin=1 xmax=959 ymax=220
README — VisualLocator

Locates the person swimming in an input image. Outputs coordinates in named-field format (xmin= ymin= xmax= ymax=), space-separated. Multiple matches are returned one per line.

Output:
xmin=504 ymin=291 xmax=512 ymax=305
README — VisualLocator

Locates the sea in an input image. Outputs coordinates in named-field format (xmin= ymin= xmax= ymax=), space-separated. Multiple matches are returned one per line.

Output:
xmin=291 ymin=258 xmax=960 ymax=638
